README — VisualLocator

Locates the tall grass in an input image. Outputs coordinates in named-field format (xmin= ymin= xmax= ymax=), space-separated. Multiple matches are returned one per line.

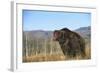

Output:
xmin=23 ymin=36 xmax=91 ymax=62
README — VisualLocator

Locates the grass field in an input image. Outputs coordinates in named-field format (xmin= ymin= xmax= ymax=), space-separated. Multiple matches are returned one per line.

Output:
xmin=23 ymin=36 xmax=91 ymax=62
xmin=23 ymin=44 xmax=91 ymax=62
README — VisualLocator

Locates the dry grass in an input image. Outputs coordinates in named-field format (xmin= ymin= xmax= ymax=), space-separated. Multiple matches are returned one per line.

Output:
xmin=23 ymin=36 xmax=91 ymax=62
xmin=85 ymin=46 xmax=91 ymax=59
xmin=23 ymin=47 xmax=91 ymax=62
xmin=23 ymin=41 xmax=91 ymax=62
xmin=23 ymin=54 xmax=65 ymax=62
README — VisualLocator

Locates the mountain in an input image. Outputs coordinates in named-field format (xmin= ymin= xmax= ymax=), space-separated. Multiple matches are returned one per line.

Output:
xmin=75 ymin=26 xmax=91 ymax=39
xmin=23 ymin=30 xmax=53 ymax=39
xmin=23 ymin=26 xmax=91 ymax=40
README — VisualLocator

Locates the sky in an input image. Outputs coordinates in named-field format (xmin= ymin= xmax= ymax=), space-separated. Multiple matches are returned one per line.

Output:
xmin=23 ymin=10 xmax=91 ymax=31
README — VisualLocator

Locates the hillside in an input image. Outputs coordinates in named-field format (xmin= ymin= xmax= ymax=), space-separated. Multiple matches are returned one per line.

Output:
xmin=23 ymin=26 xmax=91 ymax=40
xmin=75 ymin=26 xmax=91 ymax=39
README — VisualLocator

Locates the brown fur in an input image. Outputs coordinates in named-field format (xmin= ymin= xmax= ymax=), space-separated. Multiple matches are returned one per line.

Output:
xmin=53 ymin=28 xmax=86 ymax=58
